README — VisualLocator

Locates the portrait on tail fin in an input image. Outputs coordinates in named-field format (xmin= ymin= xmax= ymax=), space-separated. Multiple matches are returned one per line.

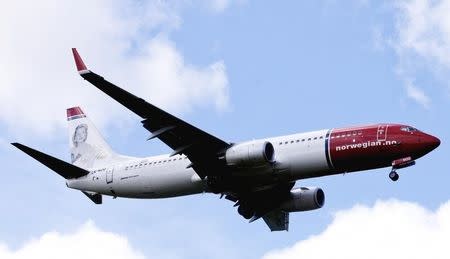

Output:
xmin=70 ymin=123 xmax=96 ymax=167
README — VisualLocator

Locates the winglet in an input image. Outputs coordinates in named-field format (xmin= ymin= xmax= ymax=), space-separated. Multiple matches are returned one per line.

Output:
xmin=71 ymin=48 xmax=89 ymax=74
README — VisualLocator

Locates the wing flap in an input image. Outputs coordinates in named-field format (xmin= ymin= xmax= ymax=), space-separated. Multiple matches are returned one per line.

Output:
xmin=263 ymin=210 xmax=289 ymax=232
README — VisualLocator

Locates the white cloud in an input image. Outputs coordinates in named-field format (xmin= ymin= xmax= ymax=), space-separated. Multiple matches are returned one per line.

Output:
xmin=208 ymin=0 xmax=231 ymax=12
xmin=0 ymin=1 xmax=229 ymax=137
xmin=130 ymin=36 xmax=229 ymax=114
xmin=405 ymin=80 xmax=431 ymax=108
xmin=201 ymin=0 xmax=247 ymax=13
xmin=394 ymin=0 xmax=450 ymax=68
xmin=0 ymin=221 xmax=144 ymax=259
xmin=390 ymin=0 xmax=450 ymax=108
xmin=263 ymin=199 xmax=450 ymax=259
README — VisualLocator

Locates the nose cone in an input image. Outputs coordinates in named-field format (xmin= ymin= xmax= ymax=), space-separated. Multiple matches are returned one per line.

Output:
xmin=423 ymin=134 xmax=440 ymax=152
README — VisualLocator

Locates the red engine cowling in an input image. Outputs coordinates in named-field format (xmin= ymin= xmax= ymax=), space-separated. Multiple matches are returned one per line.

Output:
xmin=280 ymin=187 xmax=325 ymax=212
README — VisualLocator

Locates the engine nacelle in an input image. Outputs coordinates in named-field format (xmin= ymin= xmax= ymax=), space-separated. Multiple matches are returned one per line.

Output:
xmin=225 ymin=140 xmax=275 ymax=167
xmin=280 ymin=187 xmax=325 ymax=212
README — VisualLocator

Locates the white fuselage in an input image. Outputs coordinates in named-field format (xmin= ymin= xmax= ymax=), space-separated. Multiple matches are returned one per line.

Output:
xmin=67 ymin=129 xmax=332 ymax=198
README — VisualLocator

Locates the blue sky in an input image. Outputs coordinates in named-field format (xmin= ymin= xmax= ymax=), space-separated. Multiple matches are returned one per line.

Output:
xmin=1 ymin=1 xmax=449 ymax=258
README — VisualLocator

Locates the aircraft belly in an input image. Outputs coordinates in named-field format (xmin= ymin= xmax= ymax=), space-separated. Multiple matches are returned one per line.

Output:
xmin=69 ymin=162 xmax=206 ymax=198
xmin=289 ymin=140 xmax=329 ymax=178
xmin=147 ymin=167 xmax=205 ymax=198
xmin=111 ymin=164 xmax=204 ymax=198
xmin=111 ymin=170 xmax=152 ymax=197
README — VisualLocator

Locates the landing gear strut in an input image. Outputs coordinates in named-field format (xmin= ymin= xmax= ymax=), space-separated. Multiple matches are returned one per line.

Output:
xmin=389 ymin=157 xmax=415 ymax=182
xmin=389 ymin=170 xmax=399 ymax=181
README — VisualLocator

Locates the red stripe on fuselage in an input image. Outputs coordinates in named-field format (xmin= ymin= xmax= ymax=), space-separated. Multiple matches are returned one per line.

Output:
xmin=328 ymin=123 xmax=426 ymax=172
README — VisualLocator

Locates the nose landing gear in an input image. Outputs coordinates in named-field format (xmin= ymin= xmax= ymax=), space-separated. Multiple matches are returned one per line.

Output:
xmin=389 ymin=157 xmax=415 ymax=182
xmin=389 ymin=170 xmax=399 ymax=181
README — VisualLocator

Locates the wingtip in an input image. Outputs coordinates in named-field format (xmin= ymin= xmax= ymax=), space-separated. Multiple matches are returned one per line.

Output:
xmin=11 ymin=142 xmax=23 ymax=150
xmin=71 ymin=48 xmax=89 ymax=73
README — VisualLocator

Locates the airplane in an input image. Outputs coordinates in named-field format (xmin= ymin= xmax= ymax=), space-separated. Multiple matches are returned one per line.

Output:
xmin=11 ymin=48 xmax=441 ymax=231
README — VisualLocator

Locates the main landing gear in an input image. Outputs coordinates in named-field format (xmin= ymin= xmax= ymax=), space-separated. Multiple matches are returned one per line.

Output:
xmin=389 ymin=170 xmax=399 ymax=181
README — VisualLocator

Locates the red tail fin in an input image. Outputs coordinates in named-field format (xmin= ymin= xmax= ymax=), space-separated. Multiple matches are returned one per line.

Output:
xmin=66 ymin=106 xmax=86 ymax=121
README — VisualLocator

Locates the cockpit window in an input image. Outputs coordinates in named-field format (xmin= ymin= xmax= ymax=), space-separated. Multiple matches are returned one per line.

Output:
xmin=401 ymin=126 xmax=417 ymax=132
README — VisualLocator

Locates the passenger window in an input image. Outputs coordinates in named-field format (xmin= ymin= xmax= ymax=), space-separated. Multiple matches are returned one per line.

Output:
xmin=285 ymin=141 xmax=288 ymax=144
xmin=313 ymin=137 xmax=317 ymax=140
xmin=279 ymin=142 xmax=282 ymax=145
xmin=290 ymin=140 xmax=294 ymax=144
xmin=319 ymin=136 xmax=323 ymax=139
xmin=308 ymin=138 xmax=311 ymax=141
xmin=296 ymin=140 xmax=299 ymax=143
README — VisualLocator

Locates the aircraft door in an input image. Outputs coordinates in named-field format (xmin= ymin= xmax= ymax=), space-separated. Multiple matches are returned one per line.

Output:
xmin=377 ymin=125 xmax=388 ymax=142
xmin=106 ymin=168 xmax=113 ymax=184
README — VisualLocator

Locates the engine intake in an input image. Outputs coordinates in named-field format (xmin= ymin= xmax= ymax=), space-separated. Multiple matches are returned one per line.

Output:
xmin=225 ymin=140 xmax=275 ymax=167
xmin=280 ymin=187 xmax=325 ymax=212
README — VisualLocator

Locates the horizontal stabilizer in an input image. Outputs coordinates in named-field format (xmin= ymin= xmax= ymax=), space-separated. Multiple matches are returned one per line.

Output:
xmin=11 ymin=143 xmax=89 ymax=179
xmin=82 ymin=191 xmax=102 ymax=204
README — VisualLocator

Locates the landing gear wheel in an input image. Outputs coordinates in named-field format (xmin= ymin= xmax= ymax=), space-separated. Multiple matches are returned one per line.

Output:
xmin=389 ymin=171 xmax=399 ymax=181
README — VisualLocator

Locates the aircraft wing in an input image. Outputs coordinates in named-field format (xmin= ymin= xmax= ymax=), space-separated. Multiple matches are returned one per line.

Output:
xmin=71 ymin=48 xmax=230 ymax=179
xmin=227 ymin=182 xmax=294 ymax=231
xmin=263 ymin=210 xmax=289 ymax=231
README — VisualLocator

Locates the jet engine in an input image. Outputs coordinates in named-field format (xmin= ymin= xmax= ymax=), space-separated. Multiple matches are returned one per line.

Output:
xmin=225 ymin=140 xmax=275 ymax=167
xmin=280 ymin=187 xmax=325 ymax=212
